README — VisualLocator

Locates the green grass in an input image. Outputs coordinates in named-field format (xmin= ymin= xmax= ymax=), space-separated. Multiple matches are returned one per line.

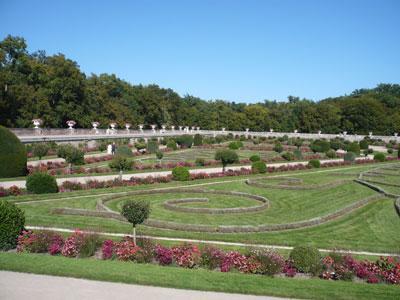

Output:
xmin=0 ymin=252 xmax=399 ymax=300
xmin=10 ymin=162 xmax=400 ymax=253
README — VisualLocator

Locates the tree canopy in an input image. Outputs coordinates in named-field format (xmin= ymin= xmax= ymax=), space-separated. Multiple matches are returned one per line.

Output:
xmin=1 ymin=35 xmax=399 ymax=135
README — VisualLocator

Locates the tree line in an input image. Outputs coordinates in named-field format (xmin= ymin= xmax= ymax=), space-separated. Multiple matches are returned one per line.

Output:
xmin=0 ymin=35 xmax=399 ymax=135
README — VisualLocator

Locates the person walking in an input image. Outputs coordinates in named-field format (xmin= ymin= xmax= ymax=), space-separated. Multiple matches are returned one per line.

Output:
xmin=111 ymin=142 xmax=116 ymax=155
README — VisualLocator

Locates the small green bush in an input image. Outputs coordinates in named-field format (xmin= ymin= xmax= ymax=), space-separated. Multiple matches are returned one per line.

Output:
xmin=57 ymin=144 xmax=73 ymax=159
xmin=373 ymin=152 xmax=386 ymax=162
xmin=325 ymin=149 xmax=337 ymax=158
xmin=289 ymin=246 xmax=322 ymax=275
xmin=329 ymin=140 xmax=342 ymax=151
xmin=109 ymin=155 xmax=133 ymax=171
xmin=172 ymin=166 xmax=190 ymax=181
xmin=308 ymin=159 xmax=321 ymax=168
xmin=293 ymin=149 xmax=303 ymax=159
xmin=0 ymin=125 xmax=27 ymax=178
xmin=344 ymin=152 xmax=356 ymax=163
xmin=146 ymin=140 xmax=159 ymax=154
xmin=249 ymin=155 xmax=261 ymax=162
xmin=156 ymin=151 xmax=164 ymax=160
xmin=98 ymin=141 xmax=107 ymax=152
xmin=193 ymin=134 xmax=203 ymax=146
xmin=66 ymin=147 xmax=85 ymax=165
xmin=387 ymin=149 xmax=393 ymax=154
xmin=273 ymin=142 xmax=283 ymax=153
xmin=346 ymin=142 xmax=360 ymax=155
xmin=359 ymin=140 xmax=369 ymax=150
xmin=215 ymin=149 xmax=239 ymax=172
xmin=79 ymin=234 xmax=101 ymax=258
xmin=176 ymin=135 xmax=194 ymax=148
xmin=215 ymin=135 xmax=224 ymax=144
xmin=26 ymin=172 xmax=58 ymax=194
xmin=195 ymin=158 xmax=205 ymax=166
xmin=251 ymin=161 xmax=267 ymax=174
xmin=0 ymin=200 xmax=25 ymax=250
xmin=281 ymin=152 xmax=295 ymax=161
xmin=166 ymin=139 xmax=177 ymax=150
xmin=32 ymin=143 xmax=49 ymax=159
xmin=310 ymin=140 xmax=330 ymax=153
xmin=116 ymin=145 xmax=133 ymax=157
xmin=134 ymin=142 xmax=146 ymax=151
xmin=294 ymin=139 xmax=303 ymax=148
xmin=57 ymin=144 xmax=84 ymax=165
xmin=228 ymin=141 xmax=243 ymax=150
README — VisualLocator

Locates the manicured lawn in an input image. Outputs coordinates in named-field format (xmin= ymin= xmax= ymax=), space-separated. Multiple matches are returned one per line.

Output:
xmin=9 ymin=162 xmax=400 ymax=253
xmin=0 ymin=252 xmax=398 ymax=300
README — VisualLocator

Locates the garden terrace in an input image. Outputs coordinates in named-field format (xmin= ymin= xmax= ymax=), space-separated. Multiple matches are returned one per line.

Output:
xmin=6 ymin=162 xmax=400 ymax=253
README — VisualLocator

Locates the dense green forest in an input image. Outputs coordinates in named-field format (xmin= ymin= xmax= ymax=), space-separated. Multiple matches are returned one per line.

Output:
xmin=0 ymin=35 xmax=399 ymax=134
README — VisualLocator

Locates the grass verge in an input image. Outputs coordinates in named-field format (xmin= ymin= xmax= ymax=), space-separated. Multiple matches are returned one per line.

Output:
xmin=0 ymin=252 xmax=399 ymax=300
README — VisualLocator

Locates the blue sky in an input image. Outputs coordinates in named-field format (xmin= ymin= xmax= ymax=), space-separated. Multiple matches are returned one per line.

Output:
xmin=1 ymin=0 xmax=399 ymax=102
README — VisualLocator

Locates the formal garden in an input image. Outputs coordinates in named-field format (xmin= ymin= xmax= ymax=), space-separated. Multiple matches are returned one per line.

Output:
xmin=1 ymin=125 xmax=400 ymax=299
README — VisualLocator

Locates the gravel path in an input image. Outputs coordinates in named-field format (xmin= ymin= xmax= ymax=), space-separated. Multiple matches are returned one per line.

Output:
xmin=0 ymin=271 xmax=291 ymax=300
xmin=0 ymin=157 xmax=372 ymax=188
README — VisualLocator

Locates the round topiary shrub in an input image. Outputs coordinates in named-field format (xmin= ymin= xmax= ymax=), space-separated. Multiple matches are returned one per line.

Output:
xmin=121 ymin=199 xmax=150 ymax=245
xmin=308 ymin=159 xmax=321 ymax=168
xmin=289 ymin=246 xmax=322 ymax=275
xmin=172 ymin=166 xmax=190 ymax=181
xmin=26 ymin=172 xmax=58 ymax=194
xmin=249 ymin=154 xmax=261 ymax=162
xmin=0 ymin=199 xmax=25 ymax=250
xmin=251 ymin=161 xmax=267 ymax=174
xmin=344 ymin=152 xmax=356 ymax=163
xmin=0 ymin=126 xmax=27 ymax=178
xmin=373 ymin=152 xmax=386 ymax=162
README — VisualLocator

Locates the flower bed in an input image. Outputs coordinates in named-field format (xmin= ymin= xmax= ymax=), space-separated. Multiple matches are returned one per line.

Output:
xmin=14 ymin=230 xmax=400 ymax=285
